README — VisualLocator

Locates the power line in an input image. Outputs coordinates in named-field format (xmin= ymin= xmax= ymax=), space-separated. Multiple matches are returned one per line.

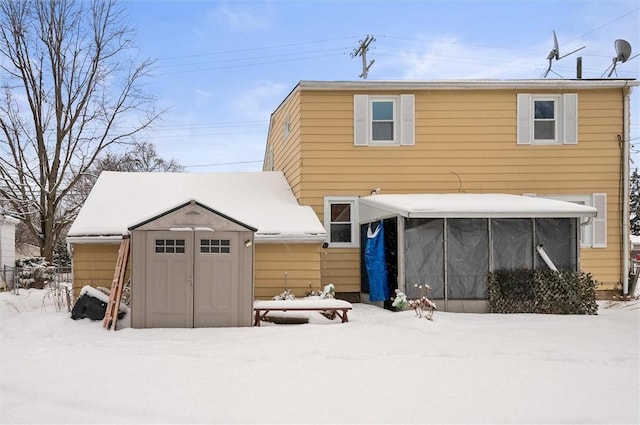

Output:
xmin=182 ymin=160 xmax=263 ymax=169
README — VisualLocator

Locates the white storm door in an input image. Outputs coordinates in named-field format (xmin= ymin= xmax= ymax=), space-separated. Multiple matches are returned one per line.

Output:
xmin=145 ymin=231 xmax=194 ymax=328
xmin=194 ymin=231 xmax=239 ymax=327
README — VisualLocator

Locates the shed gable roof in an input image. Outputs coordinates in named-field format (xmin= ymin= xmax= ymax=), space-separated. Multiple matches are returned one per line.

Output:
xmin=68 ymin=171 xmax=326 ymax=242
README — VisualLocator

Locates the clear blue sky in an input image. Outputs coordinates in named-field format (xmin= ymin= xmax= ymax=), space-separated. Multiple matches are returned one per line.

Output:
xmin=123 ymin=0 xmax=640 ymax=172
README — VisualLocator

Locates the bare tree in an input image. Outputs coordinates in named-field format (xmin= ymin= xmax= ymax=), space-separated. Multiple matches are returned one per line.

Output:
xmin=94 ymin=141 xmax=184 ymax=173
xmin=66 ymin=141 xmax=183 ymax=213
xmin=0 ymin=0 xmax=161 ymax=261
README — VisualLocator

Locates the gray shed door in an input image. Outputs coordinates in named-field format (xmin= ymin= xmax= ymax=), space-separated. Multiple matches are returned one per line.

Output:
xmin=145 ymin=230 xmax=239 ymax=328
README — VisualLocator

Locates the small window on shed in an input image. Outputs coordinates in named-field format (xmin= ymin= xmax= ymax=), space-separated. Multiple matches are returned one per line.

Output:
xmin=155 ymin=239 xmax=185 ymax=254
xmin=200 ymin=239 xmax=231 ymax=254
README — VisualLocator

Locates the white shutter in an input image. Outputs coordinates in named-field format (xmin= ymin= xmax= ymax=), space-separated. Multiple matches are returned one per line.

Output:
xmin=399 ymin=94 xmax=415 ymax=146
xmin=563 ymin=93 xmax=578 ymax=144
xmin=516 ymin=94 xmax=531 ymax=145
xmin=353 ymin=95 xmax=368 ymax=146
xmin=592 ymin=193 xmax=607 ymax=248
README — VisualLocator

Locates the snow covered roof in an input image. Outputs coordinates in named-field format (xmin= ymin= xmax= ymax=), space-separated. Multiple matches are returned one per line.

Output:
xmin=68 ymin=171 xmax=326 ymax=243
xmin=359 ymin=193 xmax=598 ymax=221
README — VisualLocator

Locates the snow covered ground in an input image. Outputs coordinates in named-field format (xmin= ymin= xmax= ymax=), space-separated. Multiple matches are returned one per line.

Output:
xmin=1 ymin=289 xmax=638 ymax=424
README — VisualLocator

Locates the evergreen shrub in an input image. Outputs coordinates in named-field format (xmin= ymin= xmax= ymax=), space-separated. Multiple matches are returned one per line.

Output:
xmin=487 ymin=269 xmax=598 ymax=315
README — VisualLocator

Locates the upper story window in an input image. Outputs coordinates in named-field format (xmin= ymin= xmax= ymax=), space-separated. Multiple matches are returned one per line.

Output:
xmin=517 ymin=93 xmax=577 ymax=145
xmin=354 ymin=94 xmax=414 ymax=146
xmin=324 ymin=196 xmax=359 ymax=247
xmin=533 ymin=98 xmax=556 ymax=140
xmin=371 ymin=99 xmax=395 ymax=142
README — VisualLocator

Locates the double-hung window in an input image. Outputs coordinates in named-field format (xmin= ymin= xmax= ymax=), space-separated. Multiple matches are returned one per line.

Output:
xmin=517 ymin=93 xmax=577 ymax=145
xmin=324 ymin=196 xmax=359 ymax=247
xmin=354 ymin=94 xmax=414 ymax=146
xmin=371 ymin=99 xmax=395 ymax=142
xmin=533 ymin=98 xmax=556 ymax=141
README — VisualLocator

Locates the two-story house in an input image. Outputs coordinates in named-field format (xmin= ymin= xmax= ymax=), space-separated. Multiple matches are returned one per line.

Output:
xmin=264 ymin=79 xmax=638 ymax=310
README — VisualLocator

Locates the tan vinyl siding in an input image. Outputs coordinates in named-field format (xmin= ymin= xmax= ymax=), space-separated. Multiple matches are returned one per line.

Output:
xmin=321 ymin=248 xmax=360 ymax=293
xmin=71 ymin=243 xmax=125 ymax=298
xmin=288 ymin=88 xmax=625 ymax=292
xmin=254 ymin=243 xmax=322 ymax=299
xmin=266 ymin=90 xmax=303 ymax=198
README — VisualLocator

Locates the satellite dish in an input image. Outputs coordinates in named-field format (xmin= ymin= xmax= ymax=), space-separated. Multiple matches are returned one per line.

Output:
xmin=604 ymin=39 xmax=638 ymax=77
xmin=615 ymin=39 xmax=632 ymax=63
xmin=542 ymin=31 xmax=586 ymax=78
xmin=547 ymin=31 xmax=560 ymax=61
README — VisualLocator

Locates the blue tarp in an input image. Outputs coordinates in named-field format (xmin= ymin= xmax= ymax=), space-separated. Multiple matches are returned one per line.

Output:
xmin=365 ymin=221 xmax=389 ymax=301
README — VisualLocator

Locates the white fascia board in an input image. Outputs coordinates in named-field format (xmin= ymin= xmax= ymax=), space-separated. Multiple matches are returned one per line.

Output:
xmin=66 ymin=235 xmax=125 ymax=244
xmin=297 ymin=79 xmax=639 ymax=91
xmin=255 ymin=233 xmax=327 ymax=244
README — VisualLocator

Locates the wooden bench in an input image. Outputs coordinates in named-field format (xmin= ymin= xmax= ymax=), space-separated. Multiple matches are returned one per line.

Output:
xmin=253 ymin=299 xmax=353 ymax=326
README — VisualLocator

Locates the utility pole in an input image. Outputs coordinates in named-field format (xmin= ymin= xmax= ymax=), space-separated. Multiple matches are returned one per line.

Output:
xmin=351 ymin=35 xmax=375 ymax=79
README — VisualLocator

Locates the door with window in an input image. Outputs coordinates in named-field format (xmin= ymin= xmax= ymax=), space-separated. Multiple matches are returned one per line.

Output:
xmin=145 ymin=231 xmax=239 ymax=328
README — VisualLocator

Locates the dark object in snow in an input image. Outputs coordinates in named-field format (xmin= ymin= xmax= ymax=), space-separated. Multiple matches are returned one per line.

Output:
xmin=71 ymin=293 xmax=124 ymax=321
xmin=262 ymin=315 xmax=309 ymax=325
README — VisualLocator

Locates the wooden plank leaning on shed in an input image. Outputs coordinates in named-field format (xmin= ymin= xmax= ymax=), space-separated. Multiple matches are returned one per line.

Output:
xmin=103 ymin=236 xmax=130 ymax=330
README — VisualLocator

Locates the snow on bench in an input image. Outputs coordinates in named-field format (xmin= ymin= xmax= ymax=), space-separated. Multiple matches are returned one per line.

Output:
xmin=253 ymin=298 xmax=353 ymax=326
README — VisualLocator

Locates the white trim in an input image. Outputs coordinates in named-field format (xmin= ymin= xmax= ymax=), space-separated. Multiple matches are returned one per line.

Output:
xmin=66 ymin=236 xmax=124 ymax=244
xmin=517 ymin=93 xmax=578 ymax=145
xmin=592 ymin=193 xmax=607 ymax=248
xmin=369 ymin=96 xmax=398 ymax=145
xmin=532 ymin=95 xmax=561 ymax=144
xmin=399 ymin=94 xmax=415 ymax=146
xmin=516 ymin=94 xmax=531 ymax=145
xmin=563 ymin=93 xmax=578 ymax=144
xmin=353 ymin=94 xmax=415 ymax=146
xmin=353 ymin=94 xmax=369 ymax=146
xmin=299 ymin=79 xmax=638 ymax=91
xmin=324 ymin=196 xmax=359 ymax=248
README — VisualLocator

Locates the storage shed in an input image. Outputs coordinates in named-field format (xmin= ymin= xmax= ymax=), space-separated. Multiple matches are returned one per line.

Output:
xmin=67 ymin=171 xmax=326 ymax=328
xmin=129 ymin=200 xmax=256 ymax=328
xmin=359 ymin=193 xmax=598 ymax=312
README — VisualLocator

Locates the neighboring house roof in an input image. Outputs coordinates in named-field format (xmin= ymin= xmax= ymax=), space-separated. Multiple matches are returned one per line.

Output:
xmin=67 ymin=171 xmax=326 ymax=243
xmin=359 ymin=193 xmax=598 ymax=221
xmin=1 ymin=215 xmax=20 ymax=225
xmin=16 ymin=243 xmax=40 ymax=259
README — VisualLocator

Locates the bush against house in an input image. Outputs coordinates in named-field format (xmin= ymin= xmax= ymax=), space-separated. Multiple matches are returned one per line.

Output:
xmin=488 ymin=269 xmax=598 ymax=314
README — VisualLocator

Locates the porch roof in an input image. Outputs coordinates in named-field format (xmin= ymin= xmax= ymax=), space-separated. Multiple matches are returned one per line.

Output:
xmin=359 ymin=193 xmax=598 ymax=222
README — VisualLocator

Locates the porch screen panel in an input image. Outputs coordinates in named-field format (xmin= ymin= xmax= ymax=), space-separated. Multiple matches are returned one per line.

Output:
xmin=492 ymin=218 xmax=533 ymax=270
xmin=534 ymin=218 xmax=577 ymax=271
xmin=404 ymin=218 xmax=444 ymax=299
xmin=447 ymin=219 xmax=489 ymax=299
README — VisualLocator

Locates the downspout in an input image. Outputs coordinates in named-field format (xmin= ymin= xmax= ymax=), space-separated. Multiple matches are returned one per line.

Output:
xmin=622 ymin=85 xmax=632 ymax=295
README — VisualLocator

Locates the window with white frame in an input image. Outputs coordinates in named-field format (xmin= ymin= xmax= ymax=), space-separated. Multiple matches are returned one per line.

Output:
xmin=354 ymin=94 xmax=414 ymax=146
xmin=517 ymin=93 xmax=577 ymax=145
xmin=324 ymin=196 xmax=359 ymax=247
xmin=525 ymin=193 xmax=606 ymax=248
xmin=371 ymin=99 xmax=395 ymax=142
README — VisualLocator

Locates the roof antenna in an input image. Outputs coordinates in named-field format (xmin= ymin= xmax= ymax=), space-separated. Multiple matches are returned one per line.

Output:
xmin=602 ymin=39 xmax=638 ymax=77
xmin=542 ymin=31 xmax=586 ymax=78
